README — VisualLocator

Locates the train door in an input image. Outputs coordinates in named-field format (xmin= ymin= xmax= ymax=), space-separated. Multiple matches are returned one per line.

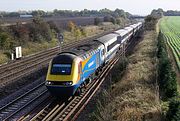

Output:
xmin=78 ymin=61 xmax=83 ymax=82
xmin=98 ymin=45 xmax=104 ymax=66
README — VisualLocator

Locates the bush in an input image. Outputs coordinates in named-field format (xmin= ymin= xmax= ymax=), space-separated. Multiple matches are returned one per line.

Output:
xmin=166 ymin=97 xmax=180 ymax=121
xmin=47 ymin=21 xmax=60 ymax=33
xmin=144 ymin=15 xmax=158 ymax=31
xmin=0 ymin=52 xmax=9 ymax=64
xmin=111 ymin=57 xmax=128 ymax=83
xmin=80 ymin=27 xmax=87 ymax=37
xmin=67 ymin=21 xmax=76 ymax=32
xmin=104 ymin=16 xmax=111 ymax=22
xmin=157 ymin=32 xmax=180 ymax=120
xmin=157 ymin=32 xmax=178 ymax=100
xmin=103 ymin=16 xmax=117 ymax=25
xmin=110 ymin=17 xmax=116 ymax=24
xmin=94 ymin=17 xmax=101 ymax=25
xmin=0 ymin=32 xmax=14 ymax=50
xmin=116 ymin=17 xmax=126 ymax=27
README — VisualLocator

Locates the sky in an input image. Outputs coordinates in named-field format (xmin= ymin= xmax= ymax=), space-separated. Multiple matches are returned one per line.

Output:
xmin=0 ymin=0 xmax=180 ymax=15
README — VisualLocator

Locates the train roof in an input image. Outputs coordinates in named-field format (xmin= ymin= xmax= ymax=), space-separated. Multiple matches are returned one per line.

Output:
xmin=63 ymin=40 xmax=102 ymax=57
xmin=124 ymin=27 xmax=133 ymax=32
xmin=53 ymin=52 xmax=77 ymax=64
xmin=95 ymin=33 xmax=118 ymax=44
xmin=137 ymin=22 xmax=142 ymax=25
xmin=130 ymin=24 xmax=137 ymax=28
xmin=114 ymin=29 xmax=129 ymax=36
xmin=137 ymin=22 xmax=143 ymax=26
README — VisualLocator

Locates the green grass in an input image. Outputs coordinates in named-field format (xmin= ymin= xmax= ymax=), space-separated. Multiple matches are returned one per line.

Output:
xmin=0 ymin=51 xmax=9 ymax=64
xmin=160 ymin=16 xmax=180 ymax=70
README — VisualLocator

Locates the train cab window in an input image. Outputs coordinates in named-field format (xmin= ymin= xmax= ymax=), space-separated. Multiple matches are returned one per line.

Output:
xmin=51 ymin=64 xmax=71 ymax=75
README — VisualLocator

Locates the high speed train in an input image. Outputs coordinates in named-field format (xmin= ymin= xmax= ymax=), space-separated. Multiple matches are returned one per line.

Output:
xmin=45 ymin=22 xmax=143 ymax=97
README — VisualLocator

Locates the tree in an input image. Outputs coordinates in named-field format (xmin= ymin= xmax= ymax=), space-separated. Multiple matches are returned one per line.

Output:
xmin=110 ymin=17 xmax=116 ymax=24
xmin=29 ymin=17 xmax=52 ymax=42
xmin=0 ymin=8 xmax=132 ymax=19
xmin=10 ymin=23 xmax=30 ymax=44
xmin=100 ymin=8 xmax=111 ymax=15
xmin=0 ymin=32 xmax=13 ymax=50
xmin=47 ymin=21 xmax=60 ymax=33
xmin=151 ymin=8 xmax=164 ymax=18
xmin=164 ymin=10 xmax=180 ymax=16
xmin=114 ymin=9 xmax=127 ymax=18
xmin=68 ymin=21 xmax=76 ymax=32
xmin=32 ymin=10 xmax=46 ymax=17
xmin=80 ymin=27 xmax=87 ymax=37
xmin=166 ymin=97 xmax=180 ymax=121
xmin=94 ymin=17 xmax=101 ymax=25
xmin=74 ymin=28 xmax=81 ymax=40
xmin=144 ymin=15 xmax=158 ymax=30
xmin=104 ymin=16 xmax=112 ymax=22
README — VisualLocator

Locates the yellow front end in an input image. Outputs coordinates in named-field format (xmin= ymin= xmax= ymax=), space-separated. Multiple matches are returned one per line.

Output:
xmin=45 ymin=57 xmax=82 ymax=96
xmin=46 ymin=57 xmax=81 ymax=85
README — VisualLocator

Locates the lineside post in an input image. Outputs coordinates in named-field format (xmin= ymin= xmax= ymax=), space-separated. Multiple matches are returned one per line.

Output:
xmin=57 ymin=33 xmax=64 ymax=52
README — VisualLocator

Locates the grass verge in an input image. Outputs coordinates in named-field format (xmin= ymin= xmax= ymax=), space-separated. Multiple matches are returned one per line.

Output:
xmin=91 ymin=31 xmax=161 ymax=121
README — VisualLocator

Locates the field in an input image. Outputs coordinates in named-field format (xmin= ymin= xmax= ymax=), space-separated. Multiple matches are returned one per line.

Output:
xmin=0 ymin=17 xmax=103 ymax=29
xmin=160 ymin=16 xmax=180 ymax=70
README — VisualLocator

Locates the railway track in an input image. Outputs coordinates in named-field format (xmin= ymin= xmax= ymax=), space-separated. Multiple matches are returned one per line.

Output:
xmin=29 ymin=32 xmax=142 ymax=121
xmin=23 ymin=34 xmax=137 ymax=121
xmin=0 ymin=28 xmax=120 ymax=87
xmin=0 ymin=82 xmax=50 ymax=120
xmin=28 ymin=50 xmax=121 ymax=121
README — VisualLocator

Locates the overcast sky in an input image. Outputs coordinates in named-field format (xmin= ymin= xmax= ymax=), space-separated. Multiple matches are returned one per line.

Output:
xmin=0 ymin=0 xmax=180 ymax=15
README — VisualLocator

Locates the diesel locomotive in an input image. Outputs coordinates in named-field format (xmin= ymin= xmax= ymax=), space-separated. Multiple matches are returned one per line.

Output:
xmin=45 ymin=22 xmax=143 ymax=97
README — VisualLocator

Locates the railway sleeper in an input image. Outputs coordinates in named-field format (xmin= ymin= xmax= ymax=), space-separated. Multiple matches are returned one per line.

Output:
xmin=41 ymin=113 xmax=46 ymax=116
xmin=64 ymin=112 xmax=69 ymax=115
xmin=8 ymin=106 xmax=17 ymax=109
xmin=1 ymin=111 xmax=9 ymax=114
xmin=62 ymin=114 xmax=66 ymax=117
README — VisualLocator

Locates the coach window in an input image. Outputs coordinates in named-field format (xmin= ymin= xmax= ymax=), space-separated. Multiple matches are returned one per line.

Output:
xmin=117 ymin=36 xmax=122 ymax=43
xmin=107 ymin=41 xmax=117 ymax=52
xmin=123 ymin=33 xmax=128 ymax=39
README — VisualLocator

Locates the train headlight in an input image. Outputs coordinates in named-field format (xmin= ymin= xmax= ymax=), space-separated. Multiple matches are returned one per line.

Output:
xmin=64 ymin=81 xmax=73 ymax=86
xmin=46 ymin=81 xmax=52 ymax=85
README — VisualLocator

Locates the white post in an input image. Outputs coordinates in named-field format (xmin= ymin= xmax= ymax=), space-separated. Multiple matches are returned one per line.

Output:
xmin=11 ymin=53 xmax=14 ymax=60
xmin=15 ymin=46 xmax=22 ymax=59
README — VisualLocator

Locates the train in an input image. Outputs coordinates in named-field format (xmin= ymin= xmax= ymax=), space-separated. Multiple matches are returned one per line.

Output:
xmin=45 ymin=22 xmax=143 ymax=97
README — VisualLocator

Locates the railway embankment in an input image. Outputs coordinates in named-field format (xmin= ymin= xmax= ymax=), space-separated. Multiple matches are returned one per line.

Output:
xmin=78 ymin=30 xmax=161 ymax=121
